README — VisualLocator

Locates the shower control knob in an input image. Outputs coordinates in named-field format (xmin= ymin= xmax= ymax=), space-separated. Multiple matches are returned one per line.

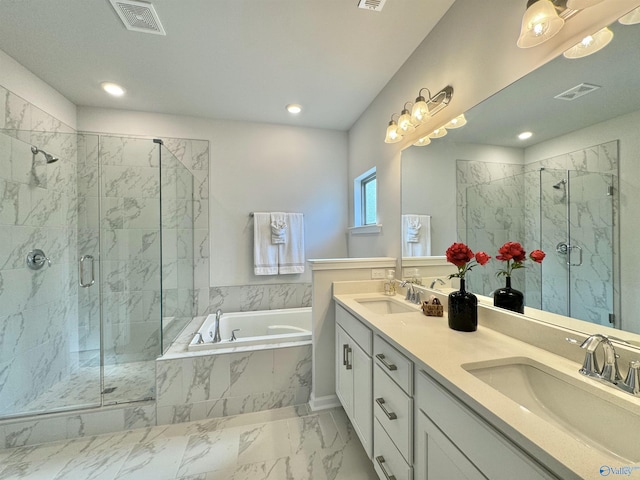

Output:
xmin=556 ymin=242 xmax=569 ymax=255
xmin=26 ymin=249 xmax=51 ymax=270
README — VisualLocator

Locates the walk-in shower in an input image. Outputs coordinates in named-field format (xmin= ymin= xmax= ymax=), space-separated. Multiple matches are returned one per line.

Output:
xmin=465 ymin=167 xmax=617 ymax=327
xmin=0 ymin=129 xmax=195 ymax=420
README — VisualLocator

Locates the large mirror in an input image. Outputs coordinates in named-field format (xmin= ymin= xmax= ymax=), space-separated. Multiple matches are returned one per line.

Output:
xmin=401 ymin=20 xmax=640 ymax=336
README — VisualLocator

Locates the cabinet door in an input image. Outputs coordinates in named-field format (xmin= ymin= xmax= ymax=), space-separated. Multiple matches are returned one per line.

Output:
xmin=336 ymin=325 xmax=353 ymax=415
xmin=352 ymin=340 xmax=373 ymax=458
xmin=415 ymin=408 xmax=485 ymax=480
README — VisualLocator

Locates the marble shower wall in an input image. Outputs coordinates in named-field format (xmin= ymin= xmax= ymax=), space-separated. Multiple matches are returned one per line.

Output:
xmin=0 ymin=83 xmax=81 ymax=416
xmin=208 ymin=283 xmax=313 ymax=314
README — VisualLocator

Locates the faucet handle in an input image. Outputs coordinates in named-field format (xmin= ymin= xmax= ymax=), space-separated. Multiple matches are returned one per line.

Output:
xmin=620 ymin=360 xmax=640 ymax=395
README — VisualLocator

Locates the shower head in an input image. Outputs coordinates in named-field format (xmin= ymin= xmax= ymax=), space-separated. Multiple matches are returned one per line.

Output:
xmin=553 ymin=179 xmax=567 ymax=189
xmin=31 ymin=146 xmax=59 ymax=164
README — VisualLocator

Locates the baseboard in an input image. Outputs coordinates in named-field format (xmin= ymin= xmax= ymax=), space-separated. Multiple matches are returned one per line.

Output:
xmin=309 ymin=392 xmax=341 ymax=411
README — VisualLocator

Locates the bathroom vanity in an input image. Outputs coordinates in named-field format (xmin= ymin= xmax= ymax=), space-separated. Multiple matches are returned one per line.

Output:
xmin=333 ymin=282 xmax=640 ymax=480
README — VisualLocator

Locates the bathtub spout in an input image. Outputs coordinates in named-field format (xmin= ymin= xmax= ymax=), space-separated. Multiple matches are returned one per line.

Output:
xmin=211 ymin=309 xmax=222 ymax=343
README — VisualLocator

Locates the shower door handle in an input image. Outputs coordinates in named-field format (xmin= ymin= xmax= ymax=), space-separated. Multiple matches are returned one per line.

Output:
xmin=569 ymin=245 xmax=583 ymax=266
xmin=79 ymin=255 xmax=95 ymax=287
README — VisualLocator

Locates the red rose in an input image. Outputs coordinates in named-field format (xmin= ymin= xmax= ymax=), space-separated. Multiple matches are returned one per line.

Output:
xmin=497 ymin=242 xmax=526 ymax=262
xmin=475 ymin=251 xmax=491 ymax=266
xmin=446 ymin=242 xmax=474 ymax=267
xmin=529 ymin=249 xmax=545 ymax=263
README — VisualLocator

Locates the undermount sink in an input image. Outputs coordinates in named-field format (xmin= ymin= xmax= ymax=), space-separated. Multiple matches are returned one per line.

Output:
xmin=463 ymin=357 xmax=640 ymax=462
xmin=355 ymin=297 xmax=416 ymax=314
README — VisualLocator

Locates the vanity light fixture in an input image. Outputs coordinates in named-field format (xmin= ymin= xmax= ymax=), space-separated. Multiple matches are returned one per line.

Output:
xmin=563 ymin=27 xmax=613 ymax=59
xmin=619 ymin=7 xmax=640 ymax=25
xmin=101 ymin=82 xmax=125 ymax=97
xmin=518 ymin=131 xmax=533 ymax=140
xmin=384 ymin=114 xmax=403 ymax=144
xmin=413 ymin=136 xmax=432 ymax=147
xmin=444 ymin=113 xmax=467 ymax=129
xmin=383 ymin=86 xmax=453 ymax=144
xmin=286 ymin=104 xmax=302 ymax=114
xmin=397 ymin=102 xmax=416 ymax=134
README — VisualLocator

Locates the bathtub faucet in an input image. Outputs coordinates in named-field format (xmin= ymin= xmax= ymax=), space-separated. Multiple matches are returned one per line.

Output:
xmin=211 ymin=309 xmax=222 ymax=343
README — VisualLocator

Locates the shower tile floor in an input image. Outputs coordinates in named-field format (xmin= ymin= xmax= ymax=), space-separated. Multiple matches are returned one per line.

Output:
xmin=0 ymin=405 xmax=377 ymax=480
xmin=5 ymin=358 xmax=156 ymax=418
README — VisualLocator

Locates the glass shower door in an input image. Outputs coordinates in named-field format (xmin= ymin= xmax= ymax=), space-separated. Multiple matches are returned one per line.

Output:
xmin=540 ymin=169 xmax=614 ymax=325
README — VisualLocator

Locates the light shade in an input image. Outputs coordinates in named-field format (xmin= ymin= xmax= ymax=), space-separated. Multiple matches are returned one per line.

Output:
xmin=619 ymin=7 xmax=640 ymax=25
xmin=397 ymin=107 xmax=416 ymax=134
xmin=563 ymin=27 xmax=613 ymax=59
xmin=384 ymin=120 xmax=403 ymax=144
xmin=413 ymin=136 xmax=431 ymax=147
xmin=444 ymin=114 xmax=467 ymax=129
xmin=411 ymin=96 xmax=430 ymax=125
xmin=517 ymin=0 xmax=565 ymax=48
xmin=566 ymin=0 xmax=603 ymax=9
xmin=428 ymin=127 xmax=447 ymax=139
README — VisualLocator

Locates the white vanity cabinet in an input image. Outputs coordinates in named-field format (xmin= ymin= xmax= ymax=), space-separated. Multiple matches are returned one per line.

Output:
xmin=414 ymin=369 xmax=559 ymax=480
xmin=373 ymin=335 xmax=414 ymax=480
xmin=335 ymin=305 xmax=373 ymax=457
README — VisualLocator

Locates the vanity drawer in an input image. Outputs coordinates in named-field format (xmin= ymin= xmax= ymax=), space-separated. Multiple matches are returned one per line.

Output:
xmin=374 ymin=364 xmax=413 ymax=464
xmin=374 ymin=419 xmax=413 ymax=480
xmin=336 ymin=305 xmax=372 ymax=355
xmin=374 ymin=335 xmax=413 ymax=395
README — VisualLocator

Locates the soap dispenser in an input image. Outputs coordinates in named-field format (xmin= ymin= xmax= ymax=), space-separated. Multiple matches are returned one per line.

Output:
xmin=384 ymin=269 xmax=396 ymax=296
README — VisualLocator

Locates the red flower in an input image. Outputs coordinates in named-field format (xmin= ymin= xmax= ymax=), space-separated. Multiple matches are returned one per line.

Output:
xmin=529 ymin=250 xmax=545 ymax=263
xmin=446 ymin=243 xmax=474 ymax=267
xmin=475 ymin=251 xmax=491 ymax=266
xmin=496 ymin=242 xmax=526 ymax=262
xmin=445 ymin=243 xmax=490 ymax=279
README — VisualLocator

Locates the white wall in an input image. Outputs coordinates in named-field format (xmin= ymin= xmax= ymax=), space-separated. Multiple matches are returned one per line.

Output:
xmin=0 ymin=49 xmax=76 ymax=130
xmin=78 ymin=107 xmax=349 ymax=286
xmin=346 ymin=0 xmax=640 ymax=262
xmin=401 ymin=142 xmax=523 ymax=254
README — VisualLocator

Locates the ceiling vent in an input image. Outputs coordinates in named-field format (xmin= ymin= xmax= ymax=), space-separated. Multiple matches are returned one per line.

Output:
xmin=554 ymin=83 xmax=601 ymax=101
xmin=109 ymin=0 xmax=166 ymax=35
xmin=357 ymin=0 xmax=386 ymax=12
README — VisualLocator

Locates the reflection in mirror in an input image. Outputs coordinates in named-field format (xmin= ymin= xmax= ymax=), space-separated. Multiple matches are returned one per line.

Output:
xmin=401 ymin=21 xmax=640 ymax=335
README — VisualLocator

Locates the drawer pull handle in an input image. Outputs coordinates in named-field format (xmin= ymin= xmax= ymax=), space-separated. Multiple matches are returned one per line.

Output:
xmin=375 ymin=455 xmax=397 ymax=480
xmin=346 ymin=346 xmax=353 ymax=370
xmin=376 ymin=353 xmax=397 ymax=371
xmin=343 ymin=344 xmax=348 ymax=366
xmin=375 ymin=397 xmax=397 ymax=420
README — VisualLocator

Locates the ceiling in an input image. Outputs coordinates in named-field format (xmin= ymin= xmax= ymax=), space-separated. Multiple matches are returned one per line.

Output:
xmin=0 ymin=0 xmax=455 ymax=131
xmin=440 ymin=21 xmax=640 ymax=149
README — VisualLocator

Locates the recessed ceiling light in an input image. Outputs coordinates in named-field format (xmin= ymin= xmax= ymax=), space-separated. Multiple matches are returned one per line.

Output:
xmin=101 ymin=82 xmax=125 ymax=97
xmin=518 ymin=131 xmax=533 ymax=140
xmin=286 ymin=104 xmax=302 ymax=114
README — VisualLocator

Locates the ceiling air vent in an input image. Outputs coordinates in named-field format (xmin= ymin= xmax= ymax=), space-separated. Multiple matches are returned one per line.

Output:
xmin=554 ymin=83 xmax=601 ymax=101
xmin=109 ymin=0 xmax=166 ymax=35
xmin=357 ymin=0 xmax=386 ymax=12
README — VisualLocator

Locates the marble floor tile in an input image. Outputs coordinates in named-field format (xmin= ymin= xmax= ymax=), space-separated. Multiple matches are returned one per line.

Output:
xmin=0 ymin=405 xmax=377 ymax=480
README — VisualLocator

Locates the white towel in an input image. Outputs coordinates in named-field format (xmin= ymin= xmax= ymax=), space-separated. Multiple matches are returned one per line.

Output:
xmin=279 ymin=213 xmax=305 ymax=274
xmin=402 ymin=214 xmax=431 ymax=257
xmin=254 ymin=212 xmax=278 ymax=275
xmin=270 ymin=212 xmax=287 ymax=244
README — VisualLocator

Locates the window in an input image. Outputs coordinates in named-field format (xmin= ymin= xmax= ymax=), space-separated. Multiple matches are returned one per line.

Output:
xmin=353 ymin=167 xmax=378 ymax=229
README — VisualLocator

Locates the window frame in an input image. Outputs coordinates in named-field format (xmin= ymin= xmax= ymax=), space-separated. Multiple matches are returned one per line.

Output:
xmin=351 ymin=167 xmax=381 ymax=234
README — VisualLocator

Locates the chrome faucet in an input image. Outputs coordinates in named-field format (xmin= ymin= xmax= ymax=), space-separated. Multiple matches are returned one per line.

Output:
xmin=579 ymin=334 xmax=622 ymax=382
xmin=193 ymin=332 xmax=205 ymax=344
xmin=430 ymin=278 xmax=446 ymax=289
xmin=211 ymin=309 xmax=222 ymax=343
xmin=399 ymin=280 xmax=421 ymax=304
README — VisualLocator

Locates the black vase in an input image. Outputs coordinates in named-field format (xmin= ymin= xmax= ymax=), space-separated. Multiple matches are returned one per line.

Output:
xmin=493 ymin=276 xmax=524 ymax=314
xmin=448 ymin=279 xmax=478 ymax=332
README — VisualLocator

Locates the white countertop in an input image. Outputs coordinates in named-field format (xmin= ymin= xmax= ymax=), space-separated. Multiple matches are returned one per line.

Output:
xmin=333 ymin=289 xmax=640 ymax=480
